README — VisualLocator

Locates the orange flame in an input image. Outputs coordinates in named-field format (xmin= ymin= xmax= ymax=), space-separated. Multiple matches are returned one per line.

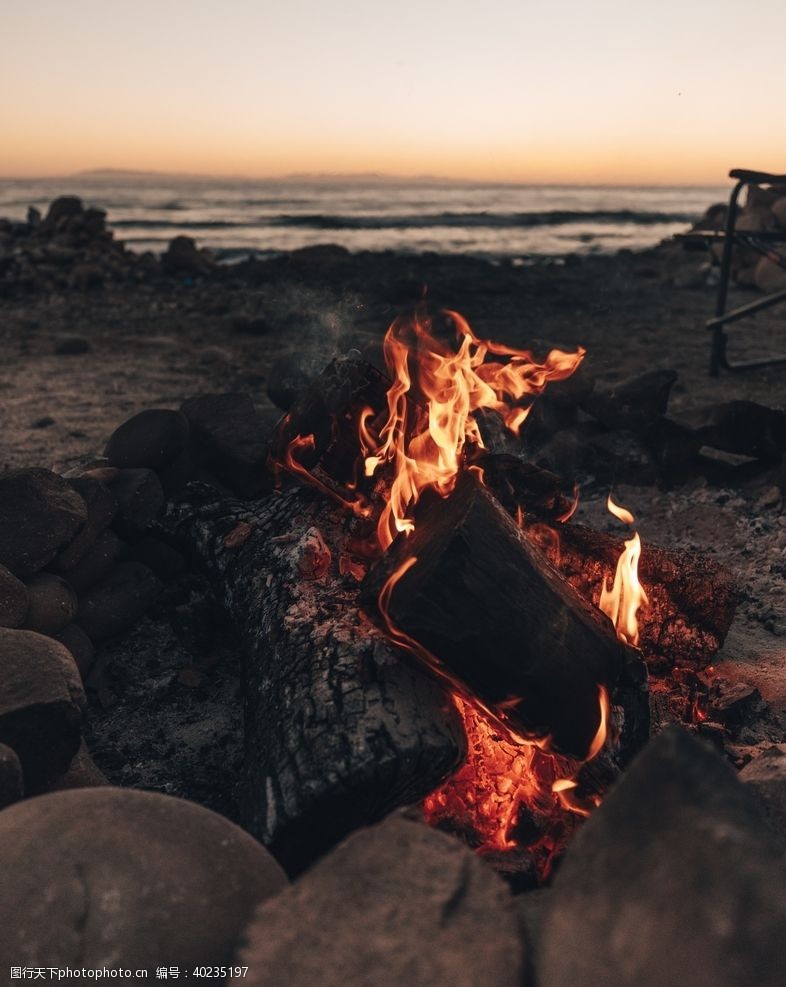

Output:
xmin=362 ymin=310 xmax=585 ymax=549
xmin=599 ymin=495 xmax=649 ymax=647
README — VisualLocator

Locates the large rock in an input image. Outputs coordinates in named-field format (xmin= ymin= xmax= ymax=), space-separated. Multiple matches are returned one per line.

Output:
xmin=43 ymin=195 xmax=83 ymax=231
xmin=0 ymin=742 xmax=23 ymax=808
xmin=161 ymin=235 xmax=215 ymax=276
xmin=0 ymin=564 xmax=28 ymax=627
xmin=0 ymin=788 xmax=287 ymax=971
xmin=59 ymin=528 xmax=124 ymax=593
xmin=0 ymin=469 xmax=87 ymax=576
xmin=754 ymin=255 xmax=786 ymax=294
xmin=0 ymin=627 xmax=85 ymax=791
xmin=234 ymin=814 xmax=525 ymax=987
xmin=181 ymin=392 xmax=272 ymax=497
xmin=105 ymin=408 xmax=190 ymax=471
xmin=54 ymin=623 xmax=95 ymax=678
xmin=108 ymin=468 xmax=165 ymax=537
xmin=75 ymin=561 xmax=161 ymax=640
xmin=539 ymin=727 xmax=786 ymax=987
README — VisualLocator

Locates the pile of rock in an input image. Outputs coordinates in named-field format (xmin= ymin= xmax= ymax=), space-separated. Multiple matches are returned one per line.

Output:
xmin=0 ymin=196 xmax=218 ymax=297
xmin=693 ymin=185 xmax=786 ymax=292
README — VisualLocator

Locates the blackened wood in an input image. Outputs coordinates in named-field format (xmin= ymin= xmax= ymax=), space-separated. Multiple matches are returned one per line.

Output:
xmin=533 ymin=521 xmax=738 ymax=671
xmin=362 ymin=473 xmax=629 ymax=758
xmin=581 ymin=368 xmax=678 ymax=432
xmin=164 ymin=485 xmax=464 ymax=874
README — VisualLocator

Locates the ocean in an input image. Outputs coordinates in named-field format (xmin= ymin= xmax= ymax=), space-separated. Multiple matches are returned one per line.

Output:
xmin=0 ymin=176 xmax=724 ymax=261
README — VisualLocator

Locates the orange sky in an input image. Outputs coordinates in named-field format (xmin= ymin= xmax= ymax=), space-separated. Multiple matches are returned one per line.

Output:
xmin=2 ymin=0 xmax=784 ymax=185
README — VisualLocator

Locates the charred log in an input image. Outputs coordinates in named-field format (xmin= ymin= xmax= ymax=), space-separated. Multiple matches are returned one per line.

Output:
xmin=163 ymin=484 xmax=465 ymax=874
xmin=362 ymin=473 xmax=632 ymax=758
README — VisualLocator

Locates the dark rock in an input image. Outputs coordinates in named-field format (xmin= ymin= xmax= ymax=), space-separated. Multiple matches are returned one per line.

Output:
xmin=82 ymin=207 xmax=107 ymax=236
xmin=231 ymin=315 xmax=272 ymax=336
xmin=108 ymin=468 xmax=165 ymax=537
xmin=586 ymin=429 xmax=658 ymax=483
xmin=48 ymin=738 xmax=108 ymax=789
xmin=267 ymin=353 xmax=324 ymax=411
xmin=161 ymin=235 xmax=215 ymax=276
xmin=54 ymin=623 xmax=95 ymax=678
xmin=0 ymin=627 xmax=85 ymax=792
xmin=0 ymin=468 xmax=87 ymax=577
xmin=540 ymin=727 xmax=786 ymax=987
xmin=692 ymin=400 xmax=786 ymax=461
xmin=582 ymin=368 xmax=678 ymax=432
xmin=126 ymin=535 xmax=186 ymax=580
xmin=43 ymin=196 xmax=83 ymax=230
xmin=708 ymin=681 xmax=761 ymax=725
xmin=54 ymin=335 xmax=91 ymax=355
xmin=181 ymin=393 xmax=272 ymax=497
xmin=52 ymin=474 xmax=117 ymax=571
xmin=0 ymin=788 xmax=287 ymax=970
xmin=59 ymin=528 xmax=124 ymax=593
xmin=740 ymin=747 xmax=786 ymax=847
xmin=157 ymin=444 xmax=197 ymax=496
xmin=31 ymin=415 xmax=55 ymax=428
xmin=105 ymin=408 xmax=190 ymax=471
xmin=70 ymin=263 xmax=104 ymax=290
xmin=76 ymin=562 xmax=161 ymax=641
xmin=235 ymin=814 xmax=525 ymax=987
xmin=21 ymin=573 xmax=78 ymax=636
xmin=0 ymin=742 xmax=23 ymax=808
xmin=0 ymin=565 xmax=28 ymax=628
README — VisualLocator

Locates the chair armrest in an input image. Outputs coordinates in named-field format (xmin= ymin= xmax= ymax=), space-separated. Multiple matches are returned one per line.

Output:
xmin=729 ymin=168 xmax=786 ymax=184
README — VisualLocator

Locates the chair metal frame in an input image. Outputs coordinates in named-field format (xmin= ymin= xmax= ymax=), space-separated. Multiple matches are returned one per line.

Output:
xmin=679 ymin=169 xmax=786 ymax=376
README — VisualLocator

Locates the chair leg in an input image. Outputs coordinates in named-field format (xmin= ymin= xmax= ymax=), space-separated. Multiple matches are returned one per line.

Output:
xmin=709 ymin=179 xmax=745 ymax=376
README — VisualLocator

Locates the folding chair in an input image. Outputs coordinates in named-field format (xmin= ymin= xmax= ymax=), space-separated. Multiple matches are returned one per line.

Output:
xmin=678 ymin=169 xmax=786 ymax=375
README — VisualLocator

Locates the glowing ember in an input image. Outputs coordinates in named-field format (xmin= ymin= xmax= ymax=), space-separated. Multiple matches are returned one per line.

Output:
xmin=599 ymin=495 xmax=649 ymax=646
xmin=360 ymin=309 xmax=585 ymax=550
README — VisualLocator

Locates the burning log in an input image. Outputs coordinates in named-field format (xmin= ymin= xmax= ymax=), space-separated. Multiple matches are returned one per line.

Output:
xmin=361 ymin=472 xmax=632 ymax=758
xmin=163 ymin=484 xmax=465 ymax=874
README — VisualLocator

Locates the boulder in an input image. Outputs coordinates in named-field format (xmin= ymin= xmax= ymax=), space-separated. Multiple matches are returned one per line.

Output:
xmin=0 ymin=469 xmax=87 ymax=577
xmin=21 ymin=573 xmax=78 ymax=636
xmin=0 ymin=742 xmax=23 ymax=809
xmin=181 ymin=392 xmax=272 ymax=497
xmin=126 ymin=535 xmax=186 ymax=580
xmin=754 ymin=255 xmax=786 ymax=294
xmin=105 ymin=408 xmax=190 ymax=471
xmin=0 ymin=627 xmax=85 ymax=792
xmin=43 ymin=196 xmax=83 ymax=230
xmin=75 ymin=562 xmax=161 ymax=641
xmin=161 ymin=235 xmax=215 ymax=276
xmin=539 ymin=727 xmax=786 ymax=987
xmin=0 ymin=788 xmax=287 ymax=971
xmin=234 ymin=814 xmax=525 ymax=987
xmin=0 ymin=564 xmax=28 ymax=627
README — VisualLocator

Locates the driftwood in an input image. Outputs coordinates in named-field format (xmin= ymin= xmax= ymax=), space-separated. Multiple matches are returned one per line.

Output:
xmin=164 ymin=484 xmax=464 ymax=874
xmin=362 ymin=473 xmax=632 ymax=758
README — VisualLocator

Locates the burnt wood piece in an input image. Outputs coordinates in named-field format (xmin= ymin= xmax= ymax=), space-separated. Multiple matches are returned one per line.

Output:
xmin=362 ymin=473 xmax=631 ymax=758
xmin=269 ymin=352 xmax=390 ymax=481
xmin=471 ymin=452 xmax=574 ymax=521
xmin=581 ymin=369 xmax=678 ymax=432
xmin=163 ymin=485 xmax=465 ymax=875
xmin=526 ymin=520 xmax=738 ymax=672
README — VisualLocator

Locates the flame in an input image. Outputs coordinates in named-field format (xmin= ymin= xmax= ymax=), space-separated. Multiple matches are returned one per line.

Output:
xmin=277 ymin=432 xmax=373 ymax=519
xmin=599 ymin=495 xmax=649 ymax=647
xmin=362 ymin=309 xmax=585 ymax=550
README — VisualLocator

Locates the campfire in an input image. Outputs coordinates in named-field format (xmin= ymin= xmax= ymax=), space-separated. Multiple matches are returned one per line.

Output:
xmin=265 ymin=307 xmax=737 ymax=880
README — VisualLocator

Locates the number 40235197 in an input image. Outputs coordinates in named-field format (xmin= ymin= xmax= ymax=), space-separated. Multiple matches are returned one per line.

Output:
xmin=193 ymin=968 xmax=249 ymax=978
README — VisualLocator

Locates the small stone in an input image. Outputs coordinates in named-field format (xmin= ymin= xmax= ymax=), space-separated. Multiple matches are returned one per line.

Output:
xmin=75 ymin=562 xmax=161 ymax=641
xmin=0 ymin=565 xmax=28 ymax=628
xmin=54 ymin=336 xmax=91 ymax=355
xmin=21 ymin=573 xmax=78 ymax=636
xmin=161 ymin=235 xmax=215 ymax=276
xmin=0 ymin=468 xmax=88 ymax=577
xmin=58 ymin=528 xmax=124 ymax=593
xmin=708 ymin=681 xmax=761 ymax=724
xmin=54 ymin=623 xmax=95 ymax=678
xmin=52 ymin=475 xmax=117 ymax=571
xmin=108 ymin=468 xmax=165 ymax=537
xmin=0 ymin=788 xmax=286 ymax=971
xmin=0 ymin=743 xmax=23 ymax=808
xmin=0 ymin=627 xmax=85 ymax=792
xmin=234 ymin=814 xmax=524 ymax=987
xmin=105 ymin=408 xmax=190 ymax=471
xmin=31 ymin=415 xmax=55 ymax=429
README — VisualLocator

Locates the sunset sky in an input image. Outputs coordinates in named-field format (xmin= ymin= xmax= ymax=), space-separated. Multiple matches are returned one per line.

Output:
xmin=3 ymin=0 xmax=784 ymax=185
